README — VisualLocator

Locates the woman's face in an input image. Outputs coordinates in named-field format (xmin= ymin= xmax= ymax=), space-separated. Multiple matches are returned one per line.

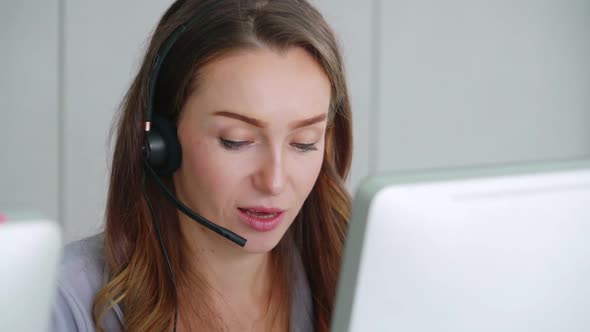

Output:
xmin=174 ymin=47 xmax=331 ymax=253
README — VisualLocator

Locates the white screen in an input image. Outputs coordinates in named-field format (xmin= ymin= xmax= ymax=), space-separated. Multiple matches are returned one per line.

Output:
xmin=0 ymin=220 xmax=62 ymax=332
xmin=345 ymin=168 xmax=590 ymax=332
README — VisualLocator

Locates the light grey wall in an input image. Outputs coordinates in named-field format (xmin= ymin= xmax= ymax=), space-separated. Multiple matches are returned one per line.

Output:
xmin=1 ymin=0 xmax=588 ymax=242
xmin=62 ymin=0 xmax=172 ymax=241
xmin=376 ymin=0 xmax=590 ymax=172
xmin=312 ymin=0 xmax=374 ymax=190
xmin=0 ymin=1 xmax=60 ymax=221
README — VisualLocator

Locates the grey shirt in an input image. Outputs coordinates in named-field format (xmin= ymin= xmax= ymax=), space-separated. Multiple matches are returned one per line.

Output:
xmin=50 ymin=233 xmax=313 ymax=331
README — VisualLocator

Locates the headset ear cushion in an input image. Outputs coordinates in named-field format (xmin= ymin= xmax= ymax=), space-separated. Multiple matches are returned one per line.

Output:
xmin=150 ymin=113 xmax=182 ymax=176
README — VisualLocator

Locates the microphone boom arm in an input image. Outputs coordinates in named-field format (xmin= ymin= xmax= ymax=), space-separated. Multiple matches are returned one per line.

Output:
xmin=143 ymin=158 xmax=247 ymax=247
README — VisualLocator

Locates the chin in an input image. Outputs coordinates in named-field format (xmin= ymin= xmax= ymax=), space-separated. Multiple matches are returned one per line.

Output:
xmin=231 ymin=211 xmax=294 ymax=254
xmin=241 ymin=232 xmax=286 ymax=254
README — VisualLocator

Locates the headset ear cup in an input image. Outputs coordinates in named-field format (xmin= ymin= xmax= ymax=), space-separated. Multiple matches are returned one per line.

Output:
xmin=147 ymin=114 xmax=182 ymax=176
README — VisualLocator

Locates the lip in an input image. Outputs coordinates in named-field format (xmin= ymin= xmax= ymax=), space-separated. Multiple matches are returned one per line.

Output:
xmin=237 ymin=207 xmax=286 ymax=232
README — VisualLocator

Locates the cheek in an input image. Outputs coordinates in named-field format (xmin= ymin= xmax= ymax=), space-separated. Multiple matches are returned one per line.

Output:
xmin=179 ymin=136 xmax=242 ymax=206
xmin=290 ymin=150 xmax=325 ymax=199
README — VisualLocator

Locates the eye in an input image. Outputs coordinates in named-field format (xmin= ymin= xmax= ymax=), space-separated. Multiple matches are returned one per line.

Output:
xmin=292 ymin=142 xmax=318 ymax=152
xmin=219 ymin=137 xmax=251 ymax=151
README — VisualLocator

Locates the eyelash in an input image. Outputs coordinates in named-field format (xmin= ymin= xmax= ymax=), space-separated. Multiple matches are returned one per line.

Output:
xmin=292 ymin=143 xmax=318 ymax=152
xmin=219 ymin=138 xmax=318 ymax=152
xmin=220 ymin=138 xmax=250 ymax=151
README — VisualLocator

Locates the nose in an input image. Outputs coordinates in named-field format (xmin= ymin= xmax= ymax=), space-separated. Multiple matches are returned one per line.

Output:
xmin=252 ymin=148 xmax=286 ymax=196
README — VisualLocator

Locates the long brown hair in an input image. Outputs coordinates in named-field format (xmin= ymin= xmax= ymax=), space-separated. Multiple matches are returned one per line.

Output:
xmin=93 ymin=0 xmax=352 ymax=330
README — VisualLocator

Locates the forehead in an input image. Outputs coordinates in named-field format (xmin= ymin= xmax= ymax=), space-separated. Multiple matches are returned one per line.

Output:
xmin=190 ymin=47 xmax=332 ymax=120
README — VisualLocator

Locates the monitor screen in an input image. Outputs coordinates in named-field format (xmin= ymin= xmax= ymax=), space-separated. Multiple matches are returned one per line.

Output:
xmin=333 ymin=160 xmax=590 ymax=332
xmin=0 ymin=219 xmax=62 ymax=332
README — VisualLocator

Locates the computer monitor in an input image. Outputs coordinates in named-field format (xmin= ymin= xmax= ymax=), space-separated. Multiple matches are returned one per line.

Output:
xmin=333 ymin=159 xmax=590 ymax=332
xmin=0 ymin=218 xmax=62 ymax=332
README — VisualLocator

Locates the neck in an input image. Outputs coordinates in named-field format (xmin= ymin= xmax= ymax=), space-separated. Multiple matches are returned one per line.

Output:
xmin=178 ymin=213 xmax=273 ymax=302
xmin=176 ymin=214 xmax=291 ymax=331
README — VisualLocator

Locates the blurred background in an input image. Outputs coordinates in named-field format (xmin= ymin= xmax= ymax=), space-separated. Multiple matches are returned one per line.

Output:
xmin=1 ymin=0 xmax=589 ymax=243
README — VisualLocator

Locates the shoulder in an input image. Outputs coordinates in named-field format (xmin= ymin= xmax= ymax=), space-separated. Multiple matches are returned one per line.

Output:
xmin=59 ymin=232 xmax=106 ymax=287
xmin=50 ymin=233 xmax=122 ymax=332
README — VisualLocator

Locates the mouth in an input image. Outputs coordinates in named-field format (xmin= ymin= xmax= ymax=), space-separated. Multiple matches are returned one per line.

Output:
xmin=237 ymin=207 xmax=286 ymax=232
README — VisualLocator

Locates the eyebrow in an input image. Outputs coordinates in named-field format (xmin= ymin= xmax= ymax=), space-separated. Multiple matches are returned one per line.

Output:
xmin=212 ymin=110 xmax=327 ymax=129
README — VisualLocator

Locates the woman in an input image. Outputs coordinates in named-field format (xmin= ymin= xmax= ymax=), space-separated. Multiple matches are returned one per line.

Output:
xmin=52 ymin=0 xmax=352 ymax=331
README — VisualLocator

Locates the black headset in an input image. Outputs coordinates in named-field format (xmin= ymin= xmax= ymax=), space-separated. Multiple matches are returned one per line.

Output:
xmin=139 ymin=11 xmax=247 ymax=331
xmin=141 ymin=16 xmax=247 ymax=247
